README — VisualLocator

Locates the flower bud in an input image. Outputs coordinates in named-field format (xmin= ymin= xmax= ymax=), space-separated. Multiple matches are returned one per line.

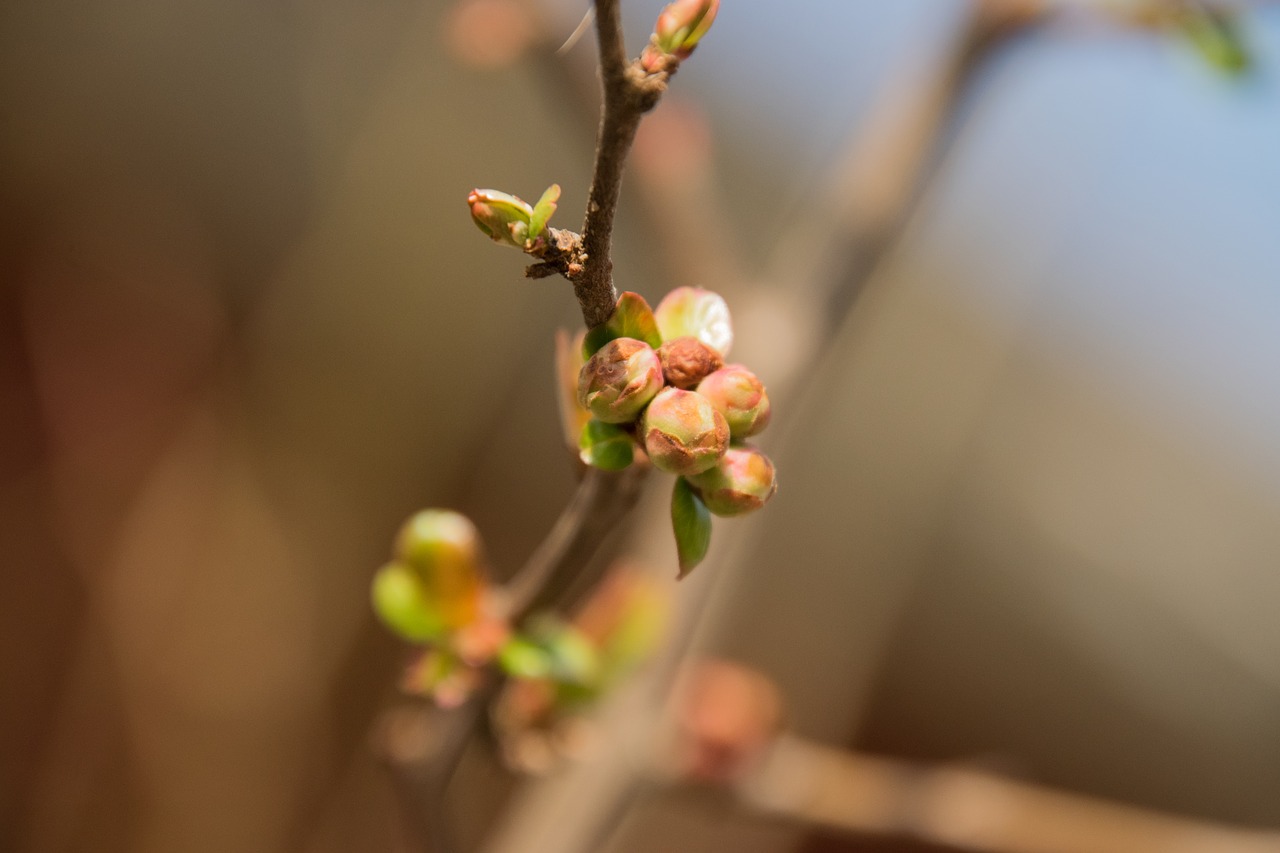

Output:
xmin=654 ymin=286 xmax=733 ymax=356
xmin=651 ymin=0 xmax=719 ymax=61
xmin=394 ymin=509 xmax=484 ymax=630
xmin=577 ymin=337 xmax=664 ymax=424
xmin=658 ymin=336 xmax=723 ymax=390
xmin=696 ymin=365 xmax=771 ymax=439
xmin=468 ymin=188 xmax=533 ymax=249
xmin=687 ymin=446 xmax=777 ymax=517
xmin=642 ymin=387 xmax=729 ymax=476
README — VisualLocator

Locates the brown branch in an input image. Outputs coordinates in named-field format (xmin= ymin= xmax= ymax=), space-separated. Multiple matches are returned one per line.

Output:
xmin=569 ymin=0 xmax=668 ymax=328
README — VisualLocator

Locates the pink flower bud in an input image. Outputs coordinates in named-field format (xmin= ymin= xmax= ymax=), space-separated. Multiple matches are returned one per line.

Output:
xmin=658 ymin=336 xmax=724 ymax=390
xmin=687 ymin=446 xmax=777 ymax=517
xmin=696 ymin=365 xmax=771 ymax=439
xmin=642 ymin=387 xmax=730 ymax=476
xmin=654 ymin=286 xmax=733 ymax=356
xmin=577 ymin=337 xmax=665 ymax=424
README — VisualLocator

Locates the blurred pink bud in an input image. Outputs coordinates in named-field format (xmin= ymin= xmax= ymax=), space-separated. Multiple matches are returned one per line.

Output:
xmin=675 ymin=659 xmax=782 ymax=784
xmin=687 ymin=446 xmax=776 ymax=517
xmin=697 ymin=365 xmax=771 ymax=439
xmin=642 ymin=387 xmax=729 ymax=476
xmin=578 ymin=337 xmax=665 ymax=424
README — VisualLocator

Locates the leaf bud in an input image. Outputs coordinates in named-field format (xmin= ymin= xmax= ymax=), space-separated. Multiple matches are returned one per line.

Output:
xmin=468 ymin=188 xmax=534 ymax=248
xmin=641 ymin=387 xmax=729 ymax=476
xmin=696 ymin=365 xmax=771 ymax=439
xmin=394 ymin=509 xmax=484 ymax=630
xmin=644 ymin=0 xmax=719 ymax=71
xmin=687 ymin=446 xmax=777 ymax=517
xmin=577 ymin=337 xmax=664 ymax=424
xmin=658 ymin=336 xmax=724 ymax=390
xmin=654 ymin=286 xmax=733 ymax=356
xmin=371 ymin=562 xmax=445 ymax=642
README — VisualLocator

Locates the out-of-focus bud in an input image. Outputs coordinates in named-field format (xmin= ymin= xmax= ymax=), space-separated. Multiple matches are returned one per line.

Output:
xmin=468 ymin=188 xmax=534 ymax=248
xmin=401 ymin=650 xmax=481 ymax=708
xmin=394 ymin=509 xmax=484 ymax=630
xmin=674 ymin=659 xmax=783 ymax=784
xmin=574 ymin=567 xmax=667 ymax=687
xmin=641 ymin=0 xmax=719 ymax=71
xmin=658 ymin=336 xmax=724 ymax=390
xmin=372 ymin=562 xmax=445 ymax=642
xmin=642 ymin=387 xmax=729 ymax=476
xmin=687 ymin=446 xmax=777 ymax=517
xmin=696 ymin=365 xmax=771 ymax=439
xmin=578 ymin=337 xmax=664 ymax=424
xmin=654 ymin=286 xmax=733 ymax=356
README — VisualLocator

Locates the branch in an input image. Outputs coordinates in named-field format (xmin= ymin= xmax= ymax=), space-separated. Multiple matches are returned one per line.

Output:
xmin=734 ymin=735 xmax=1280 ymax=853
xmin=566 ymin=0 xmax=669 ymax=328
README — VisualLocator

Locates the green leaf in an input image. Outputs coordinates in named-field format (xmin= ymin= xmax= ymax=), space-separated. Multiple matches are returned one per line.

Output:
xmin=1180 ymin=10 xmax=1250 ymax=76
xmin=527 ymin=183 xmax=561 ymax=241
xmin=498 ymin=636 xmax=553 ymax=679
xmin=541 ymin=625 xmax=600 ymax=686
xmin=579 ymin=419 xmax=635 ymax=471
xmin=671 ymin=477 xmax=712 ymax=578
xmin=371 ymin=562 xmax=445 ymax=642
xmin=582 ymin=291 xmax=663 ymax=357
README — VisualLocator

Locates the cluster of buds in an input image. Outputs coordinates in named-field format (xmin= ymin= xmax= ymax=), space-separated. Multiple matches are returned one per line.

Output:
xmin=641 ymin=0 xmax=720 ymax=74
xmin=372 ymin=511 xmax=666 ymax=717
xmin=568 ymin=287 xmax=777 ymax=575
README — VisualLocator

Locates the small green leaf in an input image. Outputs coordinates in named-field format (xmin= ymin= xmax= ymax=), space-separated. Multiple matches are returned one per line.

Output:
xmin=498 ymin=636 xmax=553 ymax=679
xmin=541 ymin=625 xmax=600 ymax=686
xmin=1180 ymin=10 xmax=1249 ymax=76
xmin=583 ymin=291 xmax=663 ymax=357
xmin=671 ymin=477 xmax=712 ymax=578
xmin=579 ymin=419 xmax=635 ymax=471
xmin=371 ymin=562 xmax=445 ymax=642
xmin=528 ymin=183 xmax=561 ymax=241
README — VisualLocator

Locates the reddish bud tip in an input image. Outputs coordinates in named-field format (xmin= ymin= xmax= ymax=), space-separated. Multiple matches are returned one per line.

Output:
xmin=658 ymin=336 xmax=724 ymax=390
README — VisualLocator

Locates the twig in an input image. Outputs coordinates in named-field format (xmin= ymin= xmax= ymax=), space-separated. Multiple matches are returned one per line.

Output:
xmin=736 ymin=735 xmax=1280 ymax=853
xmin=377 ymin=2 xmax=677 ymax=849
xmin=506 ymin=465 xmax=647 ymax=622
xmin=537 ymin=0 xmax=670 ymax=328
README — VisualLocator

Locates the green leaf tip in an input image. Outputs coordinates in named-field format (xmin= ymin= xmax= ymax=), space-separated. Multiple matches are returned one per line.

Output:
xmin=528 ymin=183 xmax=561 ymax=242
xmin=672 ymin=476 xmax=712 ymax=578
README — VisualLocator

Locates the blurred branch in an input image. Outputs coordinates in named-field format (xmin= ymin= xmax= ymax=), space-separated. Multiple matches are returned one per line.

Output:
xmin=735 ymin=734 xmax=1280 ymax=853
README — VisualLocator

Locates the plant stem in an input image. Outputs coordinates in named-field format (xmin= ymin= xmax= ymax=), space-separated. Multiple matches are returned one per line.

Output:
xmin=572 ymin=0 xmax=666 ymax=328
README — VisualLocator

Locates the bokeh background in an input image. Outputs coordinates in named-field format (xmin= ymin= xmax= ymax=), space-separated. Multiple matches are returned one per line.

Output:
xmin=3 ymin=1 xmax=1280 ymax=851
